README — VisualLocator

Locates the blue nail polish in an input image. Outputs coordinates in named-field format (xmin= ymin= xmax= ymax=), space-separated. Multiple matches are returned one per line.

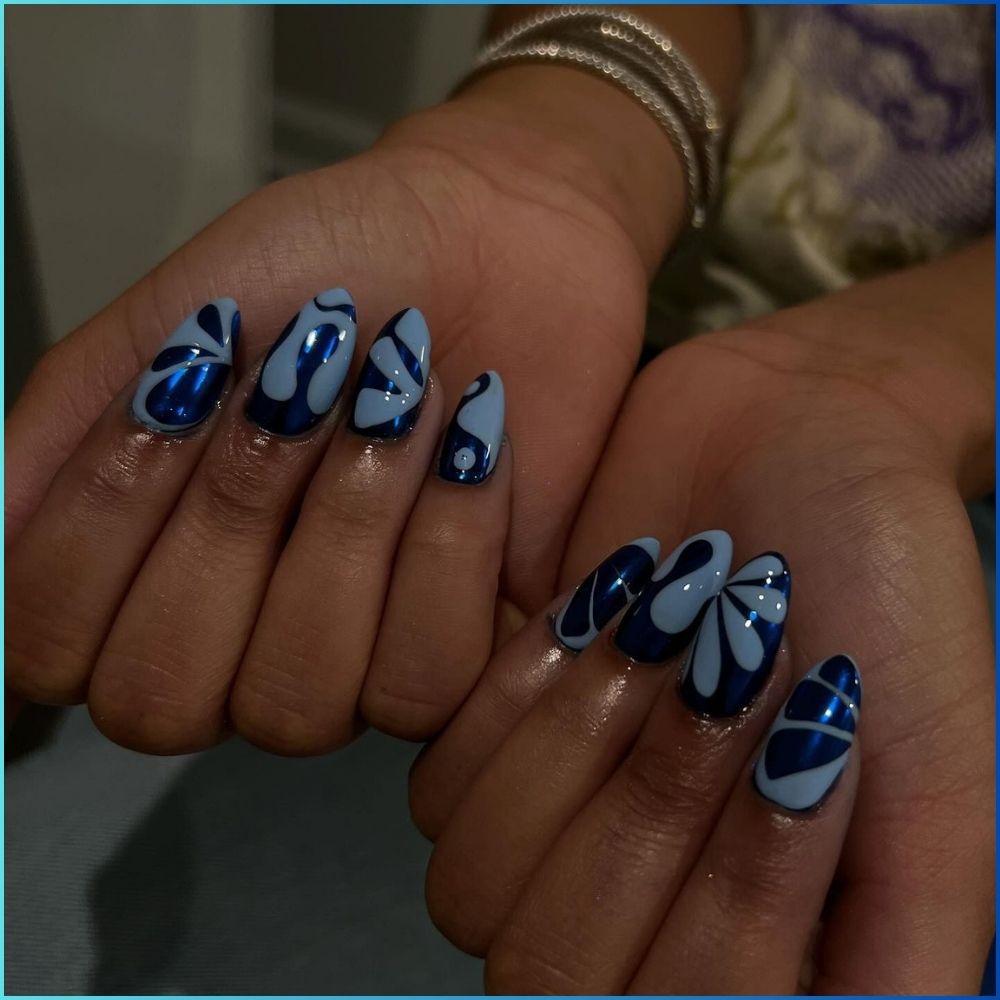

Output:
xmin=554 ymin=537 xmax=660 ymax=652
xmin=350 ymin=307 xmax=430 ymax=438
xmin=680 ymin=552 xmax=791 ymax=716
xmin=132 ymin=298 xmax=240 ymax=433
xmin=754 ymin=655 xmax=861 ymax=812
xmin=438 ymin=371 xmax=504 ymax=485
xmin=614 ymin=529 xmax=732 ymax=664
xmin=246 ymin=288 xmax=357 ymax=436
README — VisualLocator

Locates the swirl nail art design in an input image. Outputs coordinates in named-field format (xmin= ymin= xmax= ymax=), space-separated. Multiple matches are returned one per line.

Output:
xmin=554 ymin=537 xmax=660 ymax=652
xmin=246 ymin=288 xmax=357 ymax=436
xmin=438 ymin=371 xmax=504 ymax=485
xmin=754 ymin=655 xmax=861 ymax=812
xmin=132 ymin=298 xmax=240 ymax=433
xmin=614 ymin=529 xmax=732 ymax=664
xmin=680 ymin=552 xmax=791 ymax=716
xmin=350 ymin=307 xmax=431 ymax=438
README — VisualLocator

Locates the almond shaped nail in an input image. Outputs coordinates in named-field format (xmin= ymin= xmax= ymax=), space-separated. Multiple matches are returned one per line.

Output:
xmin=554 ymin=537 xmax=660 ymax=651
xmin=246 ymin=288 xmax=357 ymax=436
xmin=754 ymin=654 xmax=861 ymax=812
xmin=680 ymin=551 xmax=791 ymax=716
xmin=132 ymin=298 xmax=240 ymax=434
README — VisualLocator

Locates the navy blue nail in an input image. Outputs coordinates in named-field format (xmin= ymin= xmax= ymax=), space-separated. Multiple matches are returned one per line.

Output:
xmin=614 ymin=530 xmax=732 ymax=664
xmin=754 ymin=655 xmax=861 ymax=811
xmin=246 ymin=288 xmax=357 ymax=436
xmin=554 ymin=537 xmax=660 ymax=652
xmin=680 ymin=552 xmax=791 ymax=716
xmin=132 ymin=298 xmax=240 ymax=433
xmin=350 ymin=307 xmax=431 ymax=438
xmin=438 ymin=371 xmax=504 ymax=485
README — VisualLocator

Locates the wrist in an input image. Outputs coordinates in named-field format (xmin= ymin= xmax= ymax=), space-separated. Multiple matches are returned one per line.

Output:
xmin=754 ymin=240 xmax=995 ymax=496
xmin=379 ymin=64 xmax=685 ymax=275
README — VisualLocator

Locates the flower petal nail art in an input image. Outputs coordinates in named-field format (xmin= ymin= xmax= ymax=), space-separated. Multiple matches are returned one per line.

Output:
xmin=754 ymin=654 xmax=861 ymax=812
xmin=614 ymin=529 xmax=733 ymax=664
xmin=438 ymin=371 xmax=504 ymax=485
xmin=680 ymin=552 xmax=791 ymax=716
xmin=554 ymin=537 xmax=660 ymax=652
xmin=350 ymin=307 xmax=431 ymax=438
xmin=246 ymin=288 xmax=357 ymax=436
xmin=132 ymin=298 xmax=240 ymax=433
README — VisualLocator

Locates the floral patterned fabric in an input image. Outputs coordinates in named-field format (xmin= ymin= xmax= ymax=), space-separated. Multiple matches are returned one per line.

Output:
xmin=648 ymin=3 xmax=995 ymax=343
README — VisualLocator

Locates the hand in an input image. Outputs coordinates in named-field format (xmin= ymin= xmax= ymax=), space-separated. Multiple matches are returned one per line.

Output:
xmin=5 ymin=67 xmax=679 ymax=754
xmin=411 ymin=239 xmax=995 ymax=993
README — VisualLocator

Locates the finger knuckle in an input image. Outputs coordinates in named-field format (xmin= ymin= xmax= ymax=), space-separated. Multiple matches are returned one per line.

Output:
xmin=230 ymin=655 xmax=362 ymax=756
xmin=300 ymin=481 xmax=391 ymax=555
xmin=617 ymin=743 xmax=716 ymax=833
xmin=407 ymin=518 xmax=503 ymax=576
xmin=88 ymin=653 xmax=224 ymax=754
xmin=194 ymin=439 xmax=284 ymax=538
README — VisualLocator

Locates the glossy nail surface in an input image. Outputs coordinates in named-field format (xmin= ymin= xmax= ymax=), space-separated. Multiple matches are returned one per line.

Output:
xmin=614 ymin=529 xmax=732 ymax=664
xmin=246 ymin=288 xmax=357 ymax=436
xmin=132 ymin=298 xmax=240 ymax=433
xmin=681 ymin=552 xmax=791 ymax=716
xmin=554 ymin=537 xmax=660 ymax=652
xmin=754 ymin=654 xmax=861 ymax=812
xmin=438 ymin=370 xmax=504 ymax=485
xmin=350 ymin=307 xmax=430 ymax=438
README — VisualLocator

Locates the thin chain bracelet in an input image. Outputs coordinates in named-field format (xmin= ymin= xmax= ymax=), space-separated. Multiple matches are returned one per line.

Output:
xmin=463 ymin=6 xmax=724 ymax=236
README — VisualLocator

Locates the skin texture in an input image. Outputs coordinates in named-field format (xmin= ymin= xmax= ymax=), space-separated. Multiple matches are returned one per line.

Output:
xmin=8 ymin=61 xmax=688 ymax=756
xmin=414 ymin=239 xmax=996 ymax=994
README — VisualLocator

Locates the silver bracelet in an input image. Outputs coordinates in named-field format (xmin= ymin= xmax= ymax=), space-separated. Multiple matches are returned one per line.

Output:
xmin=465 ymin=6 xmax=723 ymax=234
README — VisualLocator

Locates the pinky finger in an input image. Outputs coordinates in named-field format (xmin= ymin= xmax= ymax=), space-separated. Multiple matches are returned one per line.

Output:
xmin=628 ymin=655 xmax=862 ymax=996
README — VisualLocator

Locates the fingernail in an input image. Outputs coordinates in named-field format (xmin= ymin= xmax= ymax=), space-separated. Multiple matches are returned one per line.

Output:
xmin=350 ymin=307 xmax=430 ymax=438
xmin=246 ymin=288 xmax=357 ymax=436
xmin=614 ymin=529 xmax=732 ymax=663
xmin=754 ymin=654 xmax=861 ymax=812
xmin=438 ymin=371 xmax=504 ymax=485
xmin=554 ymin=537 xmax=660 ymax=652
xmin=680 ymin=552 xmax=791 ymax=716
xmin=132 ymin=298 xmax=240 ymax=433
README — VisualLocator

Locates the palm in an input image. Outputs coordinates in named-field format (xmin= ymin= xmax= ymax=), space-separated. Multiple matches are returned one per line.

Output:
xmin=7 ymin=109 xmax=649 ymax=616
xmin=562 ymin=320 xmax=994 ymax=991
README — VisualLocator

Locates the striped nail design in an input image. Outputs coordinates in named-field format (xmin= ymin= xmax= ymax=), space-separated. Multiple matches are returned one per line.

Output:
xmin=554 ymin=537 xmax=660 ymax=651
xmin=754 ymin=655 xmax=861 ymax=811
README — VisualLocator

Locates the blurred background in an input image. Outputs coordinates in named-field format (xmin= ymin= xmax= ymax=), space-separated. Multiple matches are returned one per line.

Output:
xmin=4 ymin=4 xmax=995 ymax=996
xmin=6 ymin=6 xmax=489 ymax=995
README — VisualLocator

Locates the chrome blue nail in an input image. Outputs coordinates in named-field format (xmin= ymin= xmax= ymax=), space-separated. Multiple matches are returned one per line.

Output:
xmin=614 ymin=529 xmax=732 ymax=664
xmin=132 ymin=298 xmax=240 ymax=434
xmin=554 ymin=537 xmax=660 ymax=652
xmin=754 ymin=654 xmax=861 ymax=812
xmin=681 ymin=552 xmax=791 ymax=716
xmin=438 ymin=370 xmax=504 ymax=485
xmin=246 ymin=288 xmax=357 ymax=436
xmin=350 ymin=307 xmax=430 ymax=438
